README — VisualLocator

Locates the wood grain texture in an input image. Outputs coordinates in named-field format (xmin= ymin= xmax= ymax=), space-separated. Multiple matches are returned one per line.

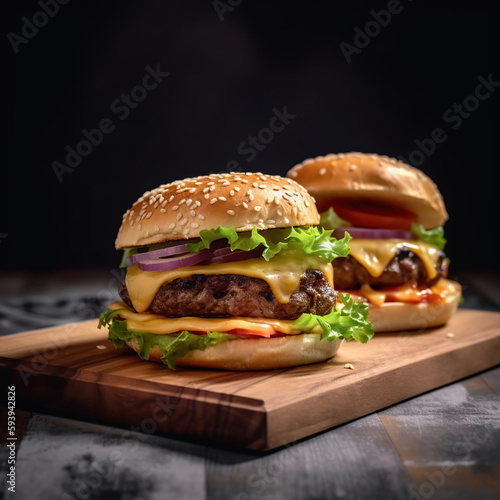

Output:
xmin=1 ymin=309 xmax=499 ymax=450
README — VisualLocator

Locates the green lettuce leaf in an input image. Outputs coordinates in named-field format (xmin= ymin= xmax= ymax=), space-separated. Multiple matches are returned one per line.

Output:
xmin=99 ymin=292 xmax=374 ymax=369
xmin=98 ymin=308 xmax=237 ymax=369
xmin=292 ymin=293 xmax=374 ymax=343
xmin=411 ymin=223 xmax=446 ymax=250
xmin=319 ymin=207 xmax=351 ymax=230
xmin=186 ymin=225 xmax=351 ymax=261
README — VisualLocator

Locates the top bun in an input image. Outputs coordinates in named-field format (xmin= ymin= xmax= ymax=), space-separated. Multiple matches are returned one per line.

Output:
xmin=116 ymin=172 xmax=319 ymax=249
xmin=287 ymin=152 xmax=447 ymax=228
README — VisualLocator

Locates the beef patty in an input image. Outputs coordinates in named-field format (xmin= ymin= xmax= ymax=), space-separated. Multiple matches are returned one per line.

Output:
xmin=120 ymin=270 xmax=337 ymax=320
xmin=332 ymin=247 xmax=448 ymax=290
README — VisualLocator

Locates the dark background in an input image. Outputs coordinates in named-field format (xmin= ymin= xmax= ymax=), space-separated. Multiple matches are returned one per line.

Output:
xmin=2 ymin=0 xmax=499 ymax=273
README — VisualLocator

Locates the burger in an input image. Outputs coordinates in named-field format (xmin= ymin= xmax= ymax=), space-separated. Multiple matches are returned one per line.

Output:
xmin=98 ymin=172 xmax=374 ymax=370
xmin=287 ymin=153 xmax=461 ymax=332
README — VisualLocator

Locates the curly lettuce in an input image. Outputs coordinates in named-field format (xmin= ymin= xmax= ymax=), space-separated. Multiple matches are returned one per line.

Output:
xmin=186 ymin=225 xmax=351 ymax=262
xmin=292 ymin=293 xmax=373 ymax=344
xmin=98 ymin=308 xmax=237 ymax=369
xmin=411 ymin=223 xmax=446 ymax=250
xmin=98 ymin=293 xmax=374 ymax=369
xmin=319 ymin=207 xmax=351 ymax=230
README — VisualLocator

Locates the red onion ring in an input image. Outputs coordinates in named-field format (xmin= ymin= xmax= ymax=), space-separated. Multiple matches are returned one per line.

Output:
xmin=137 ymin=249 xmax=211 ymax=272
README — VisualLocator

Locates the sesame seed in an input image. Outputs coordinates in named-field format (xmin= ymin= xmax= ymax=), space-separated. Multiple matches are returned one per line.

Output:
xmin=305 ymin=200 xmax=310 ymax=207
xmin=267 ymin=195 xmax=274 ymax=204
xmin=277 ymin=210 xmax=283 ymax=216
xmin=179 ymin=218 xmax=187 ymax=226
xmin=198 ymin=214 xmax=205 ymax=220
xmin=234 ymin=186 xmax=240 ymax=192
xmin=160 ymin=208 xmax=166 ymax=213
xmin=243 ymin=202 xmax=248 ymax=209
xmin=210 ymin=198 xmax=217 ymax=205
xmin=254 ymin=206 xmax=262 ymax=212
xmin=162 ymin=200 xmax=168 ymax=207
xmin=319 ymin=168 xmax=327 ymax=175
xmin=230 ymin=190 xmax=235 ymax=196
xmin=190 ymin=210 xmax=196 ymax=217
xmin=169 ymin=223 xmax=175 ymax=229
xmin=286 ymin=178 xmax=293 ymax=184
xmin=241 ymin=179 xmax=249 ymax=184
xmin=249 ymin=194 xmax=254 ymax=201
xmin=169 ymin=195 xmax=174 ymax=202
xmin=177 ymin=212 xmax=182 ymax=220
xmin=204 ymin=193 xmax=210 ymax=199
xmin=189 ymin=188 xmax=196 ymax=193
xmin=195 ymin=181 xmax=203 ymax=185
xmin=141 ymin=214 xmax=146 ymax=220
xmin=172 ymin=205 xmax=179 ymax=211
xmin=210 ymin=185 xmax=215 ymax=191
xmin=154 ymin=202 xmax=159 ymax=208
xmin=207 ymin=182 xmax=215 ymax=186
xmin=267 ymin=219 xmax=275 ymax=224
xmin=258 ymin=184 xmax=266 ymax=189
xmin=191 ymin=222 xmax=200 ymax=228
xmin=129 ymin=220 xmax=134 ymax=226
xmin=227 ymin=210 xmax=235 ymax=215
xmin=284 ymin=217 xmax=290 ymax=224
xmin=203 ymin=187 xmax=210 ymax=193
xmin=183 ymin=228 xmax=190 ymax=235
xmin=252 ymin=182 xmax=258 ymax=188
xmin=344 ymin=363 xmax=354 ymax=370
xmin=146 ymin=212 xmax=153 ymax=219
xmin=218 ymin=196 xmax=227 ymax=201
xmin=194 ymin=201 xmax=201 ymax=207
xmin=292 ymin=206 xmax=298 ymax=215
xmin=154 ymin=225 xmax=160 ymax=232
xmin=144 ymin=231 xmax=149 ymax=237
xmin=179 ymin=199 xmax=186 ymax=205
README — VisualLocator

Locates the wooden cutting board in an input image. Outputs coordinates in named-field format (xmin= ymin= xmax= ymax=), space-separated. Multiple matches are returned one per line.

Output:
xmin=1 ymin=308 xmax=500 ymax=450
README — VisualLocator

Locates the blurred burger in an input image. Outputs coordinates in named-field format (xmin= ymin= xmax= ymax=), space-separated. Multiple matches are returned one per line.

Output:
xmin=287 ymin=153 xmax=461 ymax=332
xmin=99 ymin=172 xmax=373 ymax=370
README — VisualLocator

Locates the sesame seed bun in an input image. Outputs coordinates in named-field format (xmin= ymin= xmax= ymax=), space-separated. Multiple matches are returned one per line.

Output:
xmin=116 ymin=172 xmax=319 ymax=249
xmin=126 ymin=334 xmax=343 ymax=370
xmin=287 ymin=152 xmax=447 ymax=229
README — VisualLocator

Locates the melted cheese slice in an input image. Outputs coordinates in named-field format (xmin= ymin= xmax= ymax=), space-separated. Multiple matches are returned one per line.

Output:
xmin=348 ymin=239 xmax=441 ymax=279
xmin=109 ymin=301 xmax=322 ymax=336
xmin=348 ymin=278 xmax=459 ymax=306
xmin=125 ymin=254 xmax=333 ymax=313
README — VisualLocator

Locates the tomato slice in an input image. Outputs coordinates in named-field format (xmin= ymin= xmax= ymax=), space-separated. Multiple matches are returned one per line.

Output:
xmin=330 ymin=200 xmax=418 ymax=230
xmin=227 ymin=328 xmax=280 ymax=339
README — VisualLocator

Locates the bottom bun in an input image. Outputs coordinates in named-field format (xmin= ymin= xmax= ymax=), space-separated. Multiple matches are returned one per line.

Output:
xmin=368 ymin=279 xmax=461 ymax=332
xmin=126 ymin=334 xmax=343 ymax=370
